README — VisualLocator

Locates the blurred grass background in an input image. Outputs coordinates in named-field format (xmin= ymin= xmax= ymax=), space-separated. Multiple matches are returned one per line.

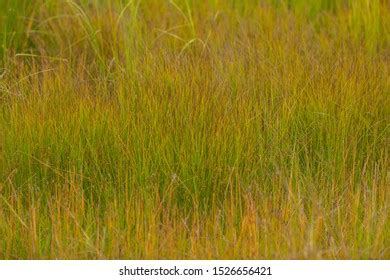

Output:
xmin=0 ymin=0 xmax=389 ymax=259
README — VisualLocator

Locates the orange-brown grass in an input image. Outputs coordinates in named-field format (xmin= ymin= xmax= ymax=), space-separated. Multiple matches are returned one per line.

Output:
xmin=0 ymin=0 xmax=389 ymax=259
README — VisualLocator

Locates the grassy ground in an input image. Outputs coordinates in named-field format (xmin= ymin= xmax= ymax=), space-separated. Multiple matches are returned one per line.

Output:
xmin=0 ymin=0 xmax=389 ymax=259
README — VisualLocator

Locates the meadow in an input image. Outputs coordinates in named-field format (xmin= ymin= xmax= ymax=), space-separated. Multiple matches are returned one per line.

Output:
xmin=0 ymin=0 xmax=389 ymax=259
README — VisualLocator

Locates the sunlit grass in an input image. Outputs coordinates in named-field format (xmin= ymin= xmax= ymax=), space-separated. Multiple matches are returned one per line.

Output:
xmin=0 ymin=0 xmax=389 ymax=259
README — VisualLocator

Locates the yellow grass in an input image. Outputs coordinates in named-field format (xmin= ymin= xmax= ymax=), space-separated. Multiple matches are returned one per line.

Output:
xmin=0 ymin=0 xmax=389 ymax=259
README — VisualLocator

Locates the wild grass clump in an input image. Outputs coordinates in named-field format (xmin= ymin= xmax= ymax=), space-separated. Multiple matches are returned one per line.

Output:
xmin=0 ymin=0 xmax=389 ymax=259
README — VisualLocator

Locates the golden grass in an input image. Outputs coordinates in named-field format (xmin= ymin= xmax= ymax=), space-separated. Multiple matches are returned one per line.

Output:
xmin=0 ymin=0 xmax=389 ymax=259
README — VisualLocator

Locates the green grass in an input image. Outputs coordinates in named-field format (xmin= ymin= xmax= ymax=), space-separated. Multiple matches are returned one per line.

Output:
xmin=0 ymin=0 xmax=389 ymax=259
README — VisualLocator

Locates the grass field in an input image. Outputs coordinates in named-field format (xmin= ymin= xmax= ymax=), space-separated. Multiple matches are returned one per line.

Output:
xmin=0 ymin=0 xmax=389 ymax=259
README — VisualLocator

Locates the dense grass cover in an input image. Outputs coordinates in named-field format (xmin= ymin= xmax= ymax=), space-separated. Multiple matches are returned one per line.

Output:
xmin=0 ymin=0 xmax=389 ymax=259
